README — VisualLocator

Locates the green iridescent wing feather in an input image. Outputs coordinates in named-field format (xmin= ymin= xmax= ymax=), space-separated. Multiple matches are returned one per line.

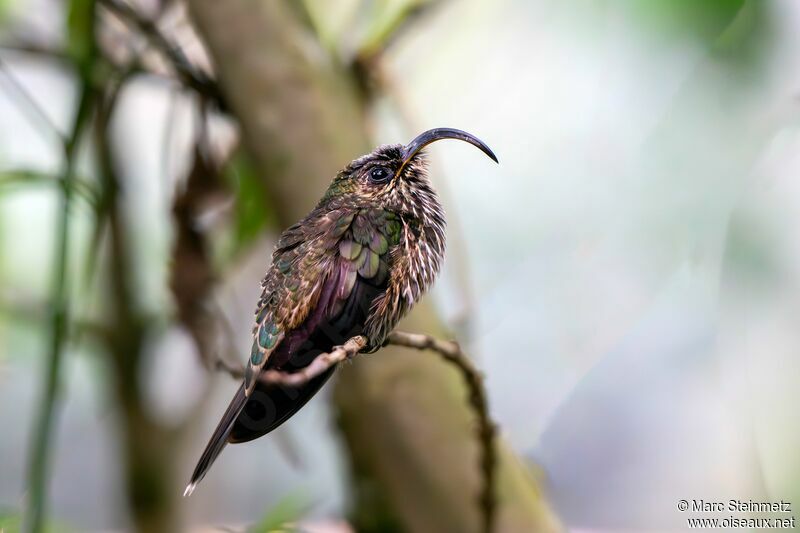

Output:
xmin=243 ymin=206 xmax=398 ymax=393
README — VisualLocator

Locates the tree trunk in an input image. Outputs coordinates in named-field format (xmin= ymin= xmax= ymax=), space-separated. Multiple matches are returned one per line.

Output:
xmin=187 ymin=1 xmax=560 ymax=531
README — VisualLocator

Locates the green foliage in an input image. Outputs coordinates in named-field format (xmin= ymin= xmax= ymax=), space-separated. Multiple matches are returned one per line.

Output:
xmin=24 ymin=74 xmax=95 ymax=533
xmin=66 ymin=0 xmax=96 ymax=73
xmin=357 ymin=0 xmax=438 ymax=58
xmin=712 ymin=0 xmax=771 ymax=59
xmin=0 ymin=510 xmax=20 ymax=533
xmin=626 ymin=0 xmax=772 ymax=60
xmin=0 ymin=509 xmax=74 ymax=533
xmin=0 ymin=0 xmax=11 ymax=25
xmin=631 ymin=0 xmax=747 ymax=40
xmin=222 ymin=150 xmax=275 ymax=255
xmin=300 ymin=0 xmax=440 ymax=58
xmin=248 ymin=492 xmax=311 ymax=533
xmin=0 ymin=171 xmax=100 ymax=208
xmin=300 ymin=0 xmax=358 ymax=51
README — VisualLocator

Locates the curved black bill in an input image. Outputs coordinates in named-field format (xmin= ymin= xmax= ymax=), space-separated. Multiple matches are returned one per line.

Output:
xmin=402 ymin=128 xmax=498 ymax=166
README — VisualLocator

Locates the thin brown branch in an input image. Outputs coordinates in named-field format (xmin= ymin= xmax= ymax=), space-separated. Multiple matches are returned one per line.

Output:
xmin=0 ymin=38 xmax=194 ymax=95
xmin=214 ymin=355 xmax=245 ymax=381
xmin=386 ymin=330 xmax=497 ymax=533
xmin=98 ymin=0 xmax=224 ymax=106
xmin=261 ymin=336 xmax=367 ymax=386
xmin=0 ymin=41 xmax=70 ymax=61
xmin=210 ymin=300 xmax=247 ymax=374
xmin=169 ymin=145 xmax=222 ymax=368
xmin=219 ymin=335 xmax=368 ymax=387
xmin=355 ymin=0 xmax=448 ymax=62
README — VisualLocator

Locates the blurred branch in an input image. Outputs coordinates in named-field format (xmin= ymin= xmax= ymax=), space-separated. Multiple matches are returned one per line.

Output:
xmin=0 ymin=56 xmax=67 ymax=147
xmin=94 ymin=68 xmax=184 ymax=533
xmin=0 ymin=41 xmax=70 ymax=61
xmin=80 ymin=58 xmax=147 ymax=295
xmin=169 ymin=144 xmax=224 ymax=368
xmin=351 ymin=0 xmax=446 ymax=99
xmin=0 ymin=170 xmax=100 ymax=206
xmin=23 ymin=77 xmax=95 ymax=533
xmin=385 ymin=331 xmax=497 ymax=533
xmin=23 ymin=3 xmax=102 ymax=528
xmin=0 ymin=40 xmax=192 ymax=95
xmin=356 ymin=0 xmax=446 ymax=61
xmin=98 ymin=0 xmax=224 ymax=106
xmin=220 ymin=336 xmax=368 ymax=386
xmin=0 ymin=290 xmax=115 ymax=347
xmin=210 ymin=298 xmax=246 ymax=371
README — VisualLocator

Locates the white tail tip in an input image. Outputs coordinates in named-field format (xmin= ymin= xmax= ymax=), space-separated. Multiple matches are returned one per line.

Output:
xmin=183 ymin=482 xmax=197 ymax=497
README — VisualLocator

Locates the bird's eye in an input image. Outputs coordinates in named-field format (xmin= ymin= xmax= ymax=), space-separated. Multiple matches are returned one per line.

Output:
xmin=368 ymin=166 xmax=392 ymax=184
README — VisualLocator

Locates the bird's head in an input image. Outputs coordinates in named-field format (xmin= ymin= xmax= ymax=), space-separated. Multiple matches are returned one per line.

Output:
xmin=323 ymin=128 xmax=498 ymax=217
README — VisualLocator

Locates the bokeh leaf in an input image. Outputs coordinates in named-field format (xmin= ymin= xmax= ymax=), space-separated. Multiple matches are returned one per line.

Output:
xmin=626 ymin=0 xmax=772 ymax=58
xmin=0 ymin=0 xmax=11 ymax=25
xmin=357 ymin=0 xmax=441 ymax=58
xmin=0 ymin=510 xmax=20 ymax=533
xmin=66 ymin=0 xmax=95 ymax=71
xmin=248 ymin=492 xmax=311 ymax=533
xmin=0 ymin=509 xmax=76 ymax=532
xmin=0 ymin=170 xmax=100 ymax=207
xmin=222 ymin=150 xmax=275 ymax=255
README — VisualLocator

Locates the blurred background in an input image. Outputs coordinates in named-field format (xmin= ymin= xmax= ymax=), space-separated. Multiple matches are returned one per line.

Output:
xmin=1 ymin=0 xmax=798 ymax=531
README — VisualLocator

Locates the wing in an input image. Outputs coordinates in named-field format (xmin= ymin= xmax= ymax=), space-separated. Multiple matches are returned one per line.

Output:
xmin=243 ymin=212 xmax=334 ymax=393
xmin=330 ymin=207 xmax=400 ymax=331
xmin=245 ymin=206 xmax=402 ymax=388
xmin=245 ymin=206 xmax=371 ymax=392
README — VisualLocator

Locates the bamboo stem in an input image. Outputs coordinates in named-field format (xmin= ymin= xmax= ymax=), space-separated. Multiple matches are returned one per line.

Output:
xmin=24 ymin=84 xmax=94 ymax=533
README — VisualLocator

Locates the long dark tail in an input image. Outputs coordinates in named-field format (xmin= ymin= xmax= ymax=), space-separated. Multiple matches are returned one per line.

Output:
xmin=184 ymin=365 xmax=337 ymax=496
xmin=183 ymin=383 xmax=247 ymax=497
xmin=228 ymin=365 xmax=337 ymax=443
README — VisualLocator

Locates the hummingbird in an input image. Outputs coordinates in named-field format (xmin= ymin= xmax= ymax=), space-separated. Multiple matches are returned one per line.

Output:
xmin=184 ymin=128 xmax=497 ymax=496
